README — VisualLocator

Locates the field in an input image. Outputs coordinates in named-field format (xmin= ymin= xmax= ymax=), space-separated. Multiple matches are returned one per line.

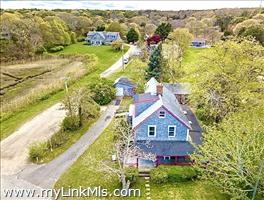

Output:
xmin=1 ymin=58 xmax=86 ymax=116
xmin=0 ymin=42 xmax=126 ymax=140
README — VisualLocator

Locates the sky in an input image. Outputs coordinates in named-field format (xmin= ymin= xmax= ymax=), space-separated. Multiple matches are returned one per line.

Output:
xmin=1 ymin=1 xmax=262 ymax=11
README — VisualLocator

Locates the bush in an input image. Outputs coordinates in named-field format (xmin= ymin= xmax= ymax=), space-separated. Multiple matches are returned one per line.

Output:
xmin=150 ymin=166 xmax=198 ymax=184
xmin=62 ymin=115 xmax=80 ymax=131
xmin=89 ymin=79 xmax=115 ymax=105
xmin=47 ymin=130 xmax=69 ymax=149
xmin=151 ymin=166 xmax=169 ymax=184
xmin=29 ymin=142 xmax=47 ymax=163
xmin=49 ymin=46 xmax=64 ymax=52
xmin=77 ymin=37 xmax=85 ymax=42
xmin=167 ymin=166 xmax=197 ymax=182
xmin=111 ymin=39 xmax=123 ymax=51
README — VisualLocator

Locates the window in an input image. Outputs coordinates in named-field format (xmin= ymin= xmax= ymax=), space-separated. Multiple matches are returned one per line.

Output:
xmin=168 ymin=126 xmax=176 ymax=137
xmin=159 ymin=110 xmax=165 ymax=118
xmin=148 ymin=125 xmax=156 ymax=137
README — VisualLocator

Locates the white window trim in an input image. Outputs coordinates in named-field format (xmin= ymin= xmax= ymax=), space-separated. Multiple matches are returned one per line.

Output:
xmin=148 ymin=125 xmax=156 ymax=137
xmin=158 ymin=110 xmax=166 ymax=118
xmin=186 ymin=129 xmax=190 ymax=141
xmin=168 ymin=125 xmax=176 ymax=137
xmin=163 ymin=156 xmax=171 ymax=160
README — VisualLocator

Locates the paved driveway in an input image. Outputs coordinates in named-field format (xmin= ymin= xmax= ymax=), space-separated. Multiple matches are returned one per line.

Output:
xmin=100 ymin=45 xmax=136 ymax=78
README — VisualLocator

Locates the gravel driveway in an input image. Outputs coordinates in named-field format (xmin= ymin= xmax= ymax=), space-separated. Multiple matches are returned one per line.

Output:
xmin=1 ymin=103 xmax=66 ymax=176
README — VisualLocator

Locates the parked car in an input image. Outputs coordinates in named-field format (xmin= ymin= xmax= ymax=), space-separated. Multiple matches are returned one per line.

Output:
xmin=123 ymin=56 xmax=129 ymax=64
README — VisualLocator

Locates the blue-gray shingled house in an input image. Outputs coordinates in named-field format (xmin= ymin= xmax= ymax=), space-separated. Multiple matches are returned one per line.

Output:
xmin=128 ymin=77 xmax=202 ymax=167
xmin=85 ymin=31 xmax=121 ymax=45
xmin=191 ymin=38 xmax=207 ymax=48
xmin=114 ymin=77 xmax=137 ymax=97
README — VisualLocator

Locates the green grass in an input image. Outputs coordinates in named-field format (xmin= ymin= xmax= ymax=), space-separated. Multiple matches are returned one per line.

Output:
xmin=180 ymin=47 xmax=211 ymax=83
xmin=0 ymin=43 xmax=126 ymax=140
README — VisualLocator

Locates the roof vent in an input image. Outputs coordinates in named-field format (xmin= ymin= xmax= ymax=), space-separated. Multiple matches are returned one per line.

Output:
xmin=183 ymin=111 xmax=187 ymax=115
xmin=189 ymin=121 xmax=192 ymax=125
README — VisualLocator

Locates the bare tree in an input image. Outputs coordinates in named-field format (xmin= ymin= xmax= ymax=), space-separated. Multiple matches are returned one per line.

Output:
xmin=100 ymin=119 xmax=156 ymax=191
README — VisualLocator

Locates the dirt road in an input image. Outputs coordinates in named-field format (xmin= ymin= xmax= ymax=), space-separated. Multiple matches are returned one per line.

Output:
xmin=0 ymin=103 xmax=66 ymax=175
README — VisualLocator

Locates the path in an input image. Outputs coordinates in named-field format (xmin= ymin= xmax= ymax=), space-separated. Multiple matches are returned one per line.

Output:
xmin=100 ymin=44 xmax=136 ymax=78
xmin=1 ymin=103 xmax=66 ymax=175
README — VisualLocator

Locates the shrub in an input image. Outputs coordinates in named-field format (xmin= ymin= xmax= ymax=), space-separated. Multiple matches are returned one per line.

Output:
xmin=62 ymin=115 xmax=80 ymax=131
xmin=167 ymin=166 xmax=197 ymax=182
xmin=49 ymin=46 xmax=64 ymax=52
xmin=77 ymin=37 xmax=85 ymax=42
xmin=150 ymin=166 xmax=169 ymax=184
xmin=111 ymin=39 xmax=123 ymax=51
xmin=47 ymin=130 xmax=69 ymax=149
xmin=88 ymin=79 xmax=115 ymax=105
xmin=150 ymin=166 xmax=198 ymax=184
xmin=29 ymin=142 xmax=47 ymax=163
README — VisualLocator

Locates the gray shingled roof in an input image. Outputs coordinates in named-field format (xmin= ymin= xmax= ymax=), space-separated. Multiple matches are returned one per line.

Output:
xmin=136 ymin=140 xmax=195 ymax=156
xmin=114 ymin=76 xmax=136 ymax=87
xmin=161 ymin=85 xmax=191 ymax=128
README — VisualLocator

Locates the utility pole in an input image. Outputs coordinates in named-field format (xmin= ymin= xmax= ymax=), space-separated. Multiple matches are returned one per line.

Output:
xmin=121 ymin=43 xmax=124 ymax=71
xmin=64 ymin=77 xmax=72 ymax=115
xmin=64 ymin=77 xmax=69 ymax=94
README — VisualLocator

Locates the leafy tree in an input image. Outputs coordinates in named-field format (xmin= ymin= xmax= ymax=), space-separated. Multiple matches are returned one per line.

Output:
xmin=106 ymin=21 xmax=122 ymax=32
xmin=155 ymin=22 xmax=172 ymax=41
xmin=96 ymin=25 xmax=105 ymax=31
xmin=126 ymin=28 xmax=139 ymax=43
xmin=145 ymin=44 xmax=163 ymax=81
xmin=161 ymin=43 xmax=184 ymax=82
xmin=88 ymin=79 xmax=116 ymax=105
xmin=145 ymin=23 xmax=157 ymax=35
xmin=240 ymin=24 xmax=264 ymax=46
xmin=63 ymin=87 xmax=100 ymax=127
xmin=216 ymin=16 xmax=233 ymax=32
xmin=191 ymin=39 xmax=264 ymax=123
xmin=192 ymin=105 xmax=264 ymax=199
xmin=167 ymin=28 xmax=193 ymax=53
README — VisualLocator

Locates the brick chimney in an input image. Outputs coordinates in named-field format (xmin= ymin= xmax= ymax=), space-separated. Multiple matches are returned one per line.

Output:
xmin=156 ymin=84 xmax=163 ymax=96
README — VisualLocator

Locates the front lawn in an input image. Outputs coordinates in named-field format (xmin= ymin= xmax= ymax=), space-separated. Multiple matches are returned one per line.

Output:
xmin=1 ymin=43 xmax=126 ymax=140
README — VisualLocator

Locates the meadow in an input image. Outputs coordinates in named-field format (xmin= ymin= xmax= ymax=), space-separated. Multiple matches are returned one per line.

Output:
xmin=0 ymin=42 xmax=126 ymax=140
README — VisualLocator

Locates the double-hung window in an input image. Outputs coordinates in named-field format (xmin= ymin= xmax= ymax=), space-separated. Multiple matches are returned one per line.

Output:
xmin=168 ymin=126 xmax=176 ymax=137
xmin=159 ymin=110 xmax=165 ymax=118
xmin=148 ymin=125 xmax=156 ymax=137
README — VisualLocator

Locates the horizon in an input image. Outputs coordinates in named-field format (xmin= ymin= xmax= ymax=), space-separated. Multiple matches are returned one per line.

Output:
xmin=1 ymin=1 xmax=262 ymax=11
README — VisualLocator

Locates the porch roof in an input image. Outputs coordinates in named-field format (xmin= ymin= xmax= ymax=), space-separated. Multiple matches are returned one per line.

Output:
xmin=136 ymin=141 xmax=195 ymax=156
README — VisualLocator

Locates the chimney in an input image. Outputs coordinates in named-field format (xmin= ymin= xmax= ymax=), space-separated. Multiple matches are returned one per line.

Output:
xmin=156 ymin=84 xmax=163 ymax=96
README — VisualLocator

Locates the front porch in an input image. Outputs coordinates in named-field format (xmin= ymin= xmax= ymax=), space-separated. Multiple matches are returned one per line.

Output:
xmin=156 ymin=155 xmax=192 ymax=166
